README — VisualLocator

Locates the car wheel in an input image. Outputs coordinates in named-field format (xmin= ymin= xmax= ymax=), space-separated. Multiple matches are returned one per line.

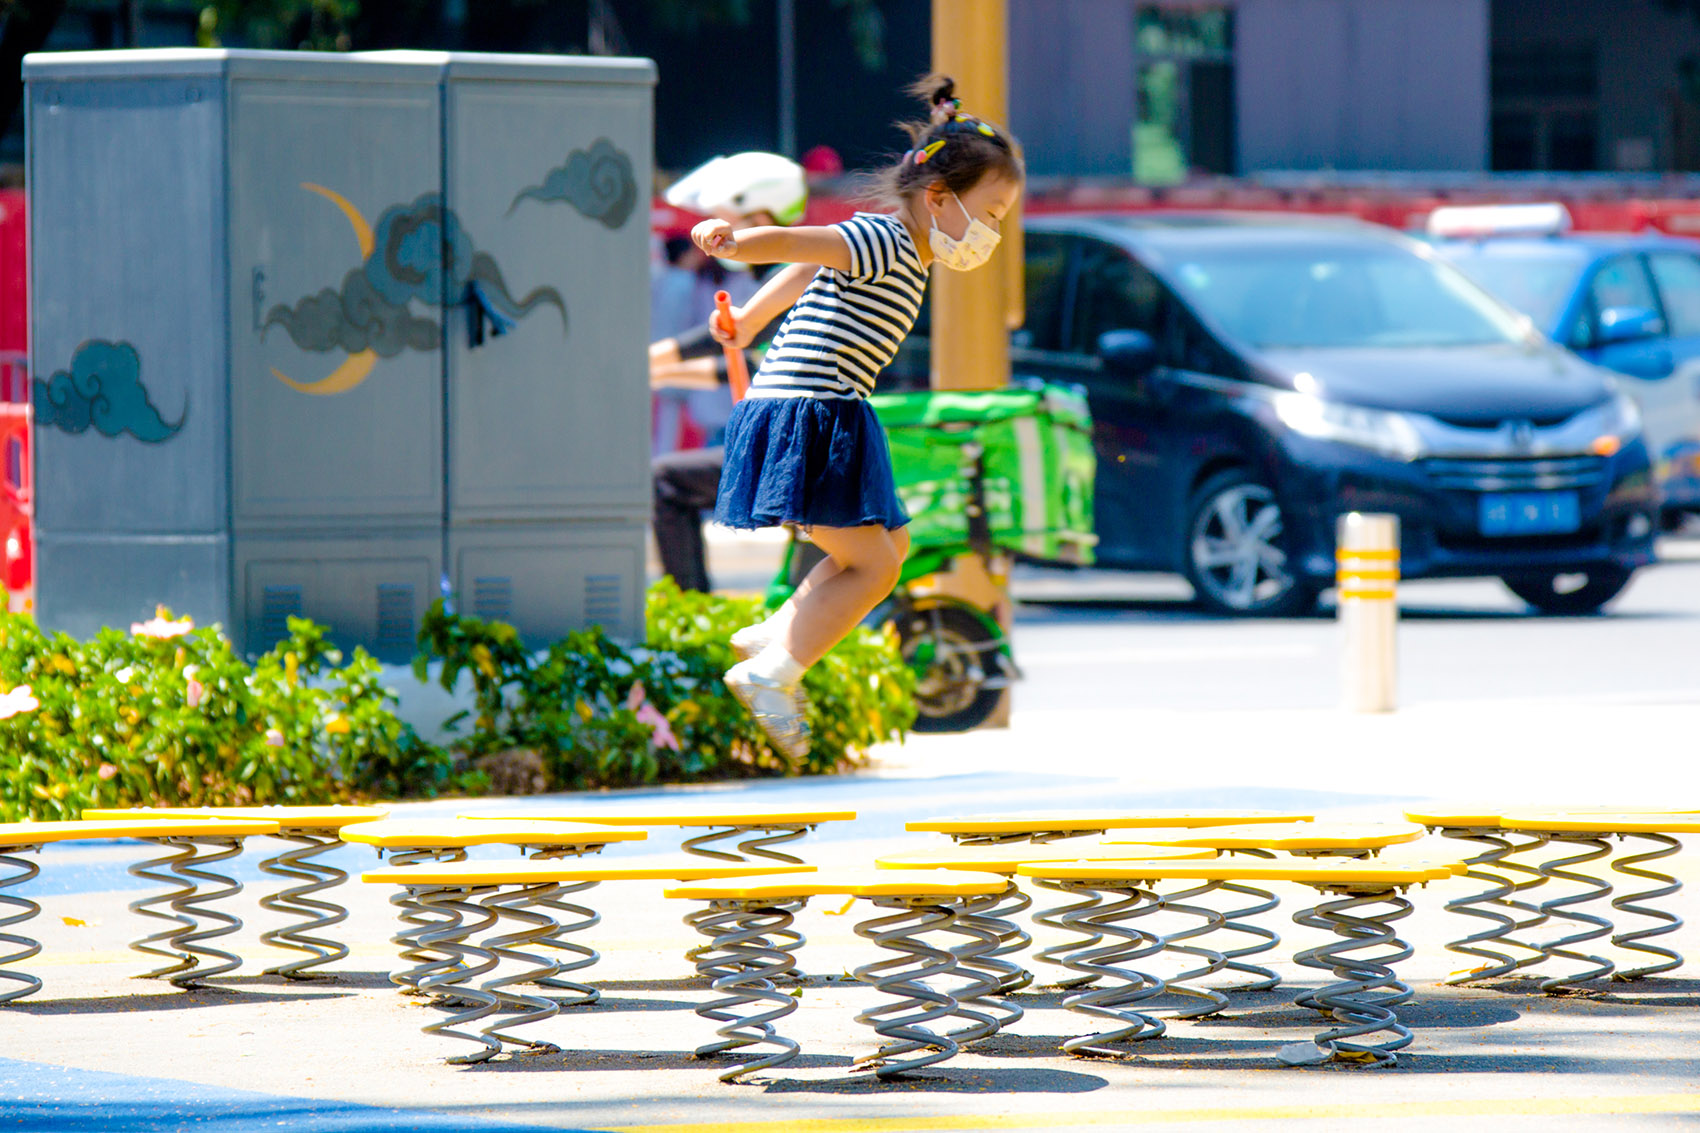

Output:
xmin=1184 ymin=468 xmax=1317 ymax=617
xmin=896 ymin=603 xmax=1006 ymax=733
xmin=1502 ymin=567 xmax=1635 ymax=616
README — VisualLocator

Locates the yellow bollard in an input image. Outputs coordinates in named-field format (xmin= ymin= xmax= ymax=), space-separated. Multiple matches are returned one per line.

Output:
xmin=1336 ymin=513 xmax=1399 ymax=713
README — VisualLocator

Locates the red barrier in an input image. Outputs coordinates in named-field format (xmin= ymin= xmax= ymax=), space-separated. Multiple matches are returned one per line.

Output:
xmin=0 ymin=403 xmax=31 ymax=614
xmin=653 ymin=182 xmax=1700 ymax=240
xmin=0 ymin=190 xmax=24 ymax=358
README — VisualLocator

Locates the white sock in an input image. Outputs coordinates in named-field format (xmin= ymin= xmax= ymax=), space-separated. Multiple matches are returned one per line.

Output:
xmin=747 ymin=643 xmax=805 ymax=686
xmin=731 ymin=618 xmax=773 ymax=644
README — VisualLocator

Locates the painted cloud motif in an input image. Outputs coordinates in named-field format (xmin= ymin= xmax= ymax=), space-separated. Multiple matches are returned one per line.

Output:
xmin=510 ymin=138 xmax=638 ymax=229
xmin=34 ymin=340 xmax=185 ymax=443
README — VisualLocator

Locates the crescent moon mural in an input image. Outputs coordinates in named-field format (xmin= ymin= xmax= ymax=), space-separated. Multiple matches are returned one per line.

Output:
xmin=303 ymin=182 xmax=376 ymax=257
xmin=269 ymin=183 xmax=380 ymax=395
xmin=264 ymin=188 xmax=567 ymax=396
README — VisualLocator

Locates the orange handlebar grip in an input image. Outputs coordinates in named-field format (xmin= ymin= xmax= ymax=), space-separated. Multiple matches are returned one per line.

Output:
xmin=714 ymin=290 xmax=750 ymax=403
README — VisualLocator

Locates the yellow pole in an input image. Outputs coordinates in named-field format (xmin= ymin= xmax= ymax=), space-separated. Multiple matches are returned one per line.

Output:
xmin=930 ymin=0 xmax=1023 ymax=391
xmin=922 ymin=0 xmax=1019 ymax=727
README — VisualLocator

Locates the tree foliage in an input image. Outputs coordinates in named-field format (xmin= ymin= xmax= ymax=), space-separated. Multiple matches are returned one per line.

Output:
xmin=197 ymin=0 xmax=359 ymax=51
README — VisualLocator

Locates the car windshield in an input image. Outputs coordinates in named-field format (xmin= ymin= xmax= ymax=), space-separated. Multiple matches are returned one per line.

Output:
xmin=1161 ymin=241 xmax=1530 ymax=349
xmin=1436 ymin=245 xmax=1591 ymax=330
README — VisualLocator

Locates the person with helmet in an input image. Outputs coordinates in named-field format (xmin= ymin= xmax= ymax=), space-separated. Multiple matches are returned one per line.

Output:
xmin=650 ymin=152 xmax=810 ymax=593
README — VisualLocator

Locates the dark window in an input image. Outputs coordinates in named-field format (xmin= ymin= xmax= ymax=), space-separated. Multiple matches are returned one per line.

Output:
xmin=1172 ymin=307 xmax=1236 ymax=376
xmin=1068 ymin=241 xmax=1169 ymax=355
xmin=1572 ymin=254 xmax=1661 ymax=347
xmin=1014 ymin=232 xmax=1071 ymax=352
xmin=1134 ymin=6 xmax=1236 ymax=183
xmin=1647 ymin=252 xmax=1700 ymax=338
xmin=1490 ymin=44 xmax=1599 ymax=172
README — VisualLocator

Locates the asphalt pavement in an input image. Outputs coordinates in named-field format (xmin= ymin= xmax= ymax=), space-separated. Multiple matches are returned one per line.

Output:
xmin=3 ymin=531 xmax=1700 ymax=1131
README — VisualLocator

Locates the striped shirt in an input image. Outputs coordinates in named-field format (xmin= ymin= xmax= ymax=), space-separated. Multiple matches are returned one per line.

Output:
xmin=746 ymin=213 xmax=928 ymax=401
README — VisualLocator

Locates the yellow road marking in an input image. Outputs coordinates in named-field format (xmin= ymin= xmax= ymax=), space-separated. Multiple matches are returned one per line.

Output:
xmin=605 ymin=1093 xmax=1700 ymax=1132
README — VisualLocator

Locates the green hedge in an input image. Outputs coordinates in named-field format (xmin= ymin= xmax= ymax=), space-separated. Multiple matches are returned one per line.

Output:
xmin=415 ymin=577 xmax=916 ymax=789
xmin=0 ymin=608 xmax=451 ymax=823
xmin=0 ymin=580 xmax=917 ymax=821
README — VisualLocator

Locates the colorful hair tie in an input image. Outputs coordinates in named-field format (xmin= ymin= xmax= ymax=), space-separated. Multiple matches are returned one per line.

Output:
xmin=952 ymin=113 xmax=996 ymax=137
xmin=913 ymin=139 xmax=946 ymax=164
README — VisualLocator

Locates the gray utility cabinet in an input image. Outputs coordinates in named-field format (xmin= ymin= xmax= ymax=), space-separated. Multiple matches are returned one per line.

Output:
xmin=26 ymin=49 xmax=654 ymax=659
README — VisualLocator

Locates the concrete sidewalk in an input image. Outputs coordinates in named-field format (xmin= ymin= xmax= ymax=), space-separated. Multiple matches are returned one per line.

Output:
xmin=5 ymin=691 xmax=1700 ymax=1133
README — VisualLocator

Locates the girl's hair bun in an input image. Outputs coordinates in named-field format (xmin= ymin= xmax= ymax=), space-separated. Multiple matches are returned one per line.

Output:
xmin=910 ymin=73 xmax=958 ymax=116
xmin=861 ymin=71 xmax=1023 ymax=209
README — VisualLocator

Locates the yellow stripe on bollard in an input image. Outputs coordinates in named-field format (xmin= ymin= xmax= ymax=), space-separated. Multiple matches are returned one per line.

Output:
xmin=1336 ymin=513 xmax=1399 ymax=712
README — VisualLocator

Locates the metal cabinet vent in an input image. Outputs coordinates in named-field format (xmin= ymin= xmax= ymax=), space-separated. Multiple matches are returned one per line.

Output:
xmin=259 ymin=584 xmax=303 ymax=646
xmin=585 ymin=573 xmax=621 ymax=627
xmin=473 ymin=576 xmax=513 ymax=622
xmin=375 ymin=583 xmax=416 ymax=656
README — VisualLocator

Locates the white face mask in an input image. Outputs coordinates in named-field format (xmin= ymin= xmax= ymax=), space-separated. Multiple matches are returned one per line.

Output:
xmin=928 ymin=192 xmax=1001 ymax=271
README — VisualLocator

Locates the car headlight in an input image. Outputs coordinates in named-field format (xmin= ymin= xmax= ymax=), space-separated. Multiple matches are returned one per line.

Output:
xmin=1273 ymin=392 xmax=1427 ymax=461
xmin=1580 ymin=392 xmax=1642 ymax=457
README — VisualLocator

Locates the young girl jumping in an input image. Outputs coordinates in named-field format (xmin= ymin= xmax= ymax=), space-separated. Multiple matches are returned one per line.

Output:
xmin=692 ymin=75 xmax=1024 ymax=759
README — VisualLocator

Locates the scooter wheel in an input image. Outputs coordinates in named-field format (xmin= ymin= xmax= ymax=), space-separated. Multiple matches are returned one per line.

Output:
xmin=897 ymin=603 xmax=1005 ymax=733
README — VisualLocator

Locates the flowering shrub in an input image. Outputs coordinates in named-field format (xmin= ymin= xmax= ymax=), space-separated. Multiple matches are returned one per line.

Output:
xmin=414 ymin=578 xmax=916 ymax=790
xmin=0 ymin=608 xmax=456 ymax=822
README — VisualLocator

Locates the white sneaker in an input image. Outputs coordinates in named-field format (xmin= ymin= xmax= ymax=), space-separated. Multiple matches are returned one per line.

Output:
xmin=723 ymin=662 xmax=811 ymax=761
xmin=729 ymin=622 xmax=773 ymax=662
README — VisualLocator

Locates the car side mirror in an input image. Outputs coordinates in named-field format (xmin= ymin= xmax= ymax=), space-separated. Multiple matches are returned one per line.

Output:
xmin=1596 ymin=306 xmax=1663 ymax=346
xmin=1097 ymin=329 xmax=1158 ymax=378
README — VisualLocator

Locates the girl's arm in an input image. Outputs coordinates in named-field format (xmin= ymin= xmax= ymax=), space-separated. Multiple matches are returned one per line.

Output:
xmin=693 ymin=219 xmax=852 ymax=273
xmin=713 ymin=261 xmax=816 ymax=350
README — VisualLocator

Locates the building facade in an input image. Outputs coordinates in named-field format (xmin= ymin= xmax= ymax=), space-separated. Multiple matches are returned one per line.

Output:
xmin=7 ymin=1 xmax=1700 ymax=179
xmin=1010 ymin=0 xmax=1700 ymax=181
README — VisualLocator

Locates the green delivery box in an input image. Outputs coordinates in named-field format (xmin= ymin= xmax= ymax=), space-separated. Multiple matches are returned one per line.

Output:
xmin=869 ymin=383 xmax=1098 ymax=565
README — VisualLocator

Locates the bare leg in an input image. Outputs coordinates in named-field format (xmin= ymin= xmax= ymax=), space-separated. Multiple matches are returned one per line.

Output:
xmin=762 ymin=543 xmax=844 ymax=642
xmin=780 ymin=525 xmax=905 ymax=668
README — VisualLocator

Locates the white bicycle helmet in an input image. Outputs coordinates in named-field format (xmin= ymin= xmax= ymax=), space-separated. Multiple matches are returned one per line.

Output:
xmin=663 ymin=151 xmax=808 ymax=226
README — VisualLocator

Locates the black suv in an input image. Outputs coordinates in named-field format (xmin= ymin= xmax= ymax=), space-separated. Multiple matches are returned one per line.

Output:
xmin=887 ymin=214 xmax=1658 ymax=616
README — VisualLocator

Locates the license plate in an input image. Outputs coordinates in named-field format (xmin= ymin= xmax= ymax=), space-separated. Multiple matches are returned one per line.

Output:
xmin=1478 ymin=491 xmax=1581 ymax=536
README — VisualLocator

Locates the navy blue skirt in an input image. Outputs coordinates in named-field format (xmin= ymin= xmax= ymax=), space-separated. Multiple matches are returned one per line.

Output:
xmin=714 ymin=395 xmax=910 ymax=531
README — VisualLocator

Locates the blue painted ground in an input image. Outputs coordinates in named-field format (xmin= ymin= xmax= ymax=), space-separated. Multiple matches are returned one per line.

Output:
xmin=0 ymin=1057 xmax=603 ymax=1133
xmin=20 ymin=771 xmax=1416 ymax=897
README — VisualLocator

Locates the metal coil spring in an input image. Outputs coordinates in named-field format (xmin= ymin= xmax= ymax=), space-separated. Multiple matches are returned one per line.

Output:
xmin=478 ymin=881 xmax=563 ymax=1054
xmin=165 ymin=837 xmax=247 ymax=989
xmin=1532 ymin=834 xmax=1616 ymax=992
xmin=966 ymin=879 xmax=1034 ymax=994
xmin=414 ymin=886 xmax=501 ymax=1064
xmin=0 ymin=848 xmax=43 ymax=1004
xmin=258 ymin=832 xmax=349 ymax=980
xmin=1609 ymin=832 xmax=1684 ymax=981
xmin=934 ymin=894 xmax=1006 ymax=1045
xmin=1431 ymin=828 xmax=1548 ymax=983
xmin=385 ymin=847 xmax=467 ymax=995
xmin=529 ymin=878 xmax=602 ymax=1004
xmin=685 ymin=899 xmax=804 ymax=1082
xmin=948 ymin=882 xmax=1028 ymax=1040
xmin=523 ymin=846 xmax=605 ymax=1005
xmin=1150 ymin=880 xmax=1228 ymax=1019
xmin=1052 ymin=882 xmax=1168 ymax=1056
xmin=679 ymin=826 xmax=809 ymax=971
xmin=681 ymin=824 xmax=810 ymax=864
xmin=852 ymin=897 xmax=963 ymax=1078
xmin=1029 ymin=876 xmax=1107 ymax=989
xmin=1290 ymin=888 xmax=1414 ymax=1066
xmin=126 ymin=838 xmax=199 ymax=980
xmin=1206 ymin=847 xmax=1283 ymax=991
